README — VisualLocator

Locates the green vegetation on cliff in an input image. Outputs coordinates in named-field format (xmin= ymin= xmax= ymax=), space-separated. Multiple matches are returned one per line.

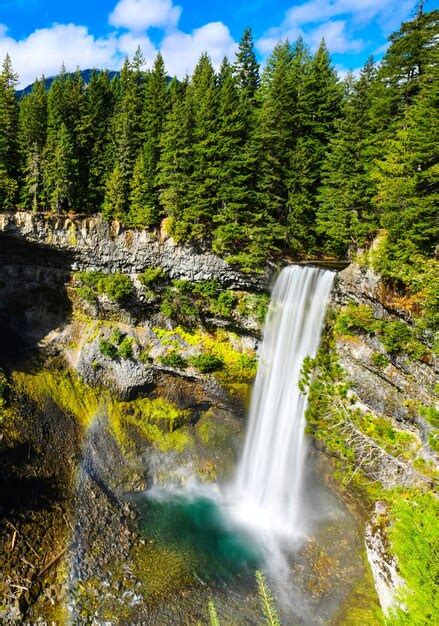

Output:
xmin=301 ymin=302 xmax=438 ymax=625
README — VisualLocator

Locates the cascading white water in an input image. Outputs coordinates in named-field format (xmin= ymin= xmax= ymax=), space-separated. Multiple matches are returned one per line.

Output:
xmin=233 ymin=266 xmax=335 ymax=537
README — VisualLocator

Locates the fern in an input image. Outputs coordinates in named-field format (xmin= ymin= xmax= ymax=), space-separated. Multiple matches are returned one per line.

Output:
xmin=256 ymin=570 xmax=281 ymax=626
xmin=208 ymin=600 xmax=220 ymax=626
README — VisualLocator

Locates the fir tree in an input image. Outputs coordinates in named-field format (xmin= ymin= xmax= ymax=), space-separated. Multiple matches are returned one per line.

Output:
xmin=102 ymin=163 xmax=126 ymax=220
xmin=139 ymin=52 xmax=168 ymax=224
xmin=288 ymin=39 xmax=342 ymax=251
xmin=157 ymin=82 xmax=194 ymax=238
xmin=128 ymin=152 xmax=157 ymax=227
xmin=184 ymin=53 xmax=220 ymax=240
xmin=375 ymin=69 xmax=438 ymax=255
xmin=256 ymin=41 xmax=295 ymax=228
xmin=19 ymin=77 xmax=48 ymax=210
xmin=317 ymin=57 xmax=378 ymax=255
xmin=80 ymin=70 xmax=114 ymax=211
xmin=0 ymin=54 xmax=19 ymax=209
xmin=44 ymin=122 xmax=77 ymax=211
xmin=234 ymin=28 xmax=260 ymax=102
xmin=213 ymin=65 xmax=251 ymax=250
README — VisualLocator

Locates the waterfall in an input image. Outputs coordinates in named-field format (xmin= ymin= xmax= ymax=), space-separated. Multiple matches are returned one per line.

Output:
xmin=233 ymin=266 xmax=335 ymax=536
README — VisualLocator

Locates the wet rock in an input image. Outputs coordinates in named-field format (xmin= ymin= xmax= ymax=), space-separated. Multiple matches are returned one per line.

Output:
xmin=365 ymin=501 xmax=405 ymax=616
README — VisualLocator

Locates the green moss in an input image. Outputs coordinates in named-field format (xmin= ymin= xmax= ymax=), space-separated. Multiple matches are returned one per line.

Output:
xmin=12 ymin=370 xmax=109 ymax=428
xmin=108 ymin=396 xmax=192 ymax=453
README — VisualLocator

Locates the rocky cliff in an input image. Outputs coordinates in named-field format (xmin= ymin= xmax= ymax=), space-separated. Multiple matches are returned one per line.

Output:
xmin=0 ymin=211 xmax=267 ymax=290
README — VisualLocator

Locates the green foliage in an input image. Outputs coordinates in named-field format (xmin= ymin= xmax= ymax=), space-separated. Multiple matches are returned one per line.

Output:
xmin=334 ymin=302 xmax=375 ymax=336
xmin=160 ymin=351 xmax=188 ymax=370
xmin=160 ymin=280 xmax=199 ymax=327
xmin=99 ymin=338 xmax=118 ymax=359
xmin=255 ymin=570 xmax=281 ymax=626
xmin=371 ymin=353 xmax=390 ymax=369
xmin=387 ymin=492 xmax=439 ymax=625
xmin=208 ymin=600 xmax=220 ymax=626
xmin=335 ymin=301 xmax=428 ymax=359
xmin=118 ymin=336 xmax=134 ymax=359
xmin=74 ymin=271 xmax=133 ymax=303
xmin=1 ymin=9 xmax=437 ymax=279
xmin=138 ymin=266 xmax=165 ymax=286
xmin=189 ymin=353 xmax=225 ymax=373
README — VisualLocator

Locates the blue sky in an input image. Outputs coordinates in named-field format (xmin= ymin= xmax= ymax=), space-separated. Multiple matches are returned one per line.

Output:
xmin=0 ymin=0 xmax=436 ymax=86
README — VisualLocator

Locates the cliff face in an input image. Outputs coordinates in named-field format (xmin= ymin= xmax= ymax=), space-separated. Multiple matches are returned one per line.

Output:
xmin=334 ymin=263 xmax=436 ymax=471
xmin=0 ymin=211 xmax=266 ymax=290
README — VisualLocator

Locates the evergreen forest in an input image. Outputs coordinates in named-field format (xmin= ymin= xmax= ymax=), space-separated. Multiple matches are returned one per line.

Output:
xmin=0 ymin=6 xmax=437 ymax=276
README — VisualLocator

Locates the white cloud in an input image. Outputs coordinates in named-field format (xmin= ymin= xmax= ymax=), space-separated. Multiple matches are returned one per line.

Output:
xmin=0 ymin=0 xmax=237 ymax=87
xmin=306 ymin=20 xmax=363 ymax=53
xmin=109 ymin=0 xmax=181 ymax=32
xmin=0 ymin=23 xmax=120 ymax=87
xmin=117 ymin=31 xmax=156 ymax=60
xmin=161 ymin=21 xmax=236 ymax=77
xmin=257 ymin=0 xmax=417 ymax=56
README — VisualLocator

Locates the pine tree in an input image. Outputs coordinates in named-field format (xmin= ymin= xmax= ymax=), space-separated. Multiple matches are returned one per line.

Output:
xmin=44 ymin=122 xmax=77 ymax=211
xmin=19 ymin=77 xmax=48 ymax=210
xmin=157 ymin=82 xmax=194 ymax=239
xmin=234 ymin=28 xmax=260 ymax=102
xmin=183 ymin=53 xmax=220 ymax=240
xmin=375 ymin=68 xmax=438 ymax=255
xmin=287 ymin=39 xmax=342 ymax=251
xmin=137 ymin=52 xmax=168 ymax=225
xmin=102 ymin=163 xmax=126 ymax=220
xmin=0 ymin=54 xmax=19 ymax=209
xmin=80 ymin=70 xmax=114 ymax=212
xmin=316 ymin=57 xmax=378 ymax=255
xmin=256 ymin=41 xmax=295 ymax=228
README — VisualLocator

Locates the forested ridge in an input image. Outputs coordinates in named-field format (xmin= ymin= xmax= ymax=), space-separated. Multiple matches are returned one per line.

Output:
xmin=0 ymin=6 xmax=437 ymax=276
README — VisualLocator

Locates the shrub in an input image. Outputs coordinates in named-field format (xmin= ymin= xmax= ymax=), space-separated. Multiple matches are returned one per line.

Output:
xmin=118 ymin=336 xmax=134 ymax=359
xmin=99 ymin=339 xmax=118 ymax=359
xmin=371 ymin=352 xmax=389 ymax=368
xmin=101 ymin=273 xmax=133 ymax=302
xmin=110 ymin=328 xmax=124 ymax=345
xmin=334 ymin=302 xmax=376 ymax=336
xmin=74 ymin=271 xmax=133 ymax=303
xmin=160 ymin=351 xmax=188 ymax=369
xmin=138 ymin=267 xmax=166 ymax=286
xmin=189 ymin=353 xmax=225 ymax=373
xmin=139 ymin=349 xmax=152 ymax=364
xmin=160 ymin=281 xmax=199 ymax=326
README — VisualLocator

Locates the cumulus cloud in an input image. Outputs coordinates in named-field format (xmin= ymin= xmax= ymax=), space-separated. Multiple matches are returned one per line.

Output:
xmin=0 ymin=0 xmax=237 ymax=86
xmin=0 ymin=23 xmax=120 ymax=87
xmin=109 ymin=0 xmax=181 ymax=32
xmin=161 ymin=21 xmax=236 ymax=77
xmin=257 ymin=0 xmax=417 ymax=56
